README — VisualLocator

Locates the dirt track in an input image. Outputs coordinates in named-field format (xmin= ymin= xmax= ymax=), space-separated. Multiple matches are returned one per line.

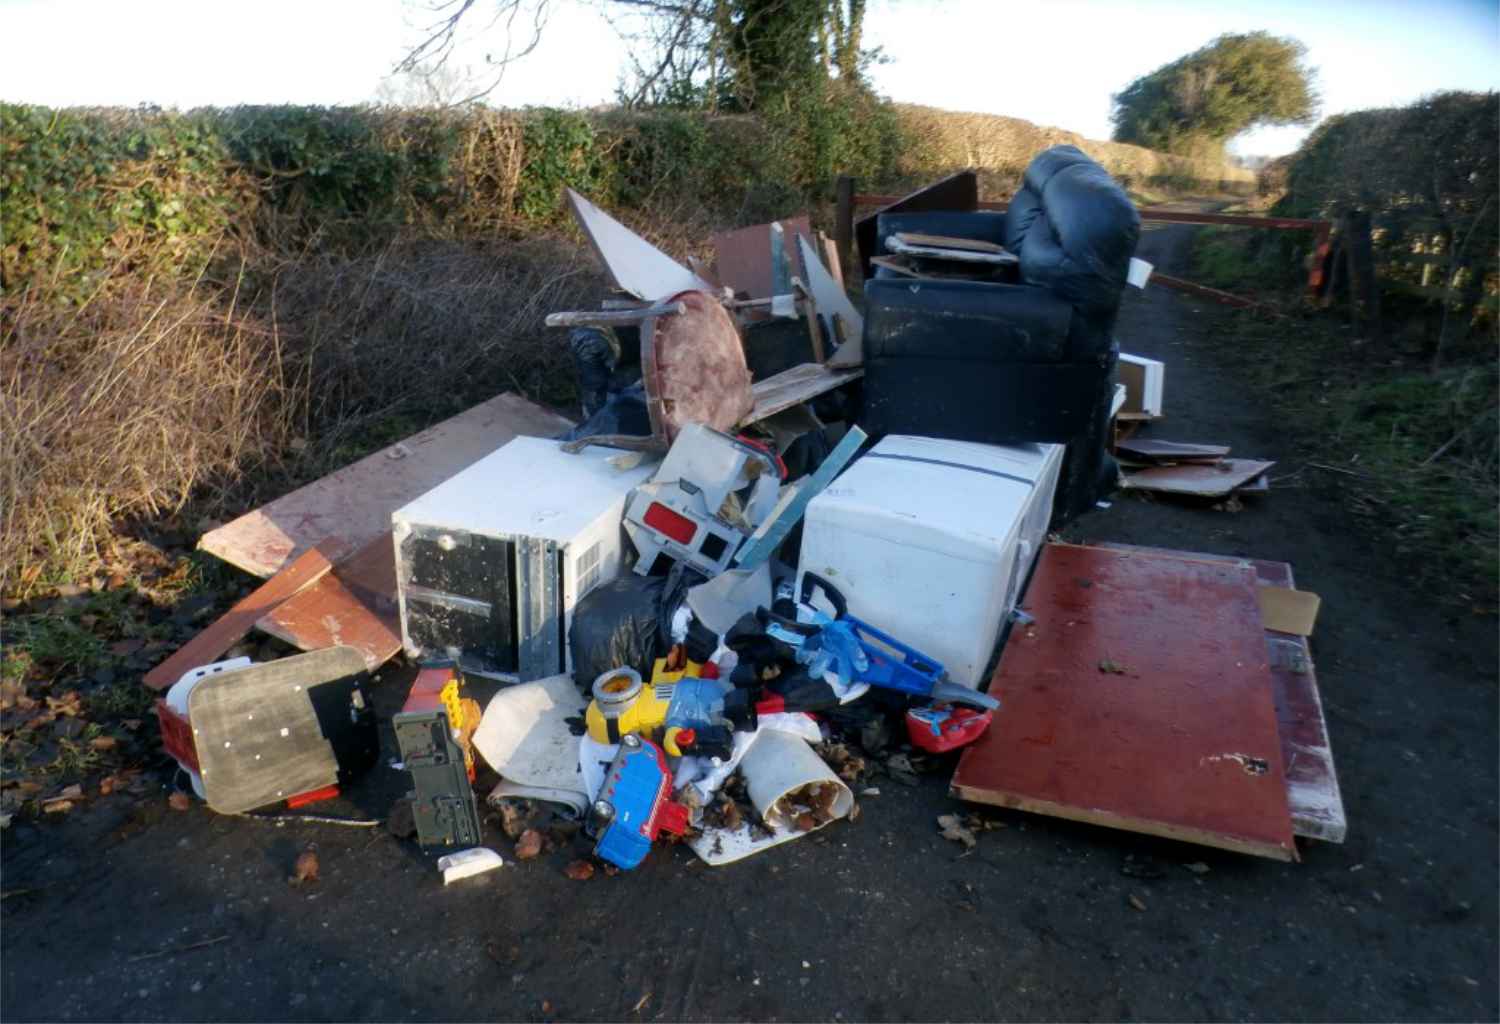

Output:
xmin=2 ymin=216 xmax=1496 ymax=1023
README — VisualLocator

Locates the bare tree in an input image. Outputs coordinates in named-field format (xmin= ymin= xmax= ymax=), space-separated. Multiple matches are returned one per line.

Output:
xmin=394 ymin=0 xmax=873 ymax=110
xmin=376 ymin=59 xmax=489 ymax=106
xmin=395 ymin=0 xmax=556 ymax=106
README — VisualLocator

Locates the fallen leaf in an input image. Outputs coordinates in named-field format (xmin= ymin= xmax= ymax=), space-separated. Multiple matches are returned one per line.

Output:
xmin=936 ymin=814 xmax=977 ymax=849
xmin=89 ymin=736 xmax=118 ymax=752
xmin=168 ymin=791 xmax=191 ymax=811
xmin=290 ymin=849 xmax=320 ymax=886
xmin=1128 ymin=893 xmax=1147 ymax=912
xmin=514 ymin=829 xmax=543 ymax=861
xmin=632 ymin=992 xmax=652 ymax=1013
xmin=53 ymin=784 xmax=83 ymax=801
xmin=493 ymin=799 xmax=527 ymax=839
xmin=41 ymin=798 xmax=74 ymax=814
xmin=563 ymin=859 xmax=595 ymax=881
xmin=121 ymin=719 xmax=142 ymax=732
xmin=847 ymin=801 xmax=861 ymax=823
xmin=794 ymin=812 xmax=816 ymax=832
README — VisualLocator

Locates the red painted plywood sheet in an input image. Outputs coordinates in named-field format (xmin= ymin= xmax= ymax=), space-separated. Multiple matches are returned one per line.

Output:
xmin=951 ymin=543 xmax=1297 ymax=860
xmin=200 ymin=393 xmax=573 ymax=579
xmin=1094 ymin=543 xmax=1345 ymax=843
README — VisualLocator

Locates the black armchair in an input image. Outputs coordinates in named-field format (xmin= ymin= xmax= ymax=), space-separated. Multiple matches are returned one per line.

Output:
xmin=857 ymin=146 xmax=1140 ymax=523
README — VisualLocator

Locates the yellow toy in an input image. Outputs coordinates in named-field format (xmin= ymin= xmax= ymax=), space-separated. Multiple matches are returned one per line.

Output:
xmin=584 ymin=648 xmax=705 ymax=746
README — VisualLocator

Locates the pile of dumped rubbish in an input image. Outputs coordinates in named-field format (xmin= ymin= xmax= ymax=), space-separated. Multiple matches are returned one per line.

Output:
xmin=146 ymin=146 xmax=1345 ymax=884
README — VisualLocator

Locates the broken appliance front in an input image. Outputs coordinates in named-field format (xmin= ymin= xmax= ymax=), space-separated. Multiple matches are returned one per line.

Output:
xmin=392 ymin=437 xmax=654 ymax=681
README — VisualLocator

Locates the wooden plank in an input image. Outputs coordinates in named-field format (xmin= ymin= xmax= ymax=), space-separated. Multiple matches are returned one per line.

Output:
xmin=886 ymin=236 xmax=1017 ymax=265
xmin=833 ymin=175 xmax=856 ymax=275
xmin=853 ymin=171 xmax=978 ymax=279
xmin=709 ymin=216 xmax=814 ymax=301
xmin=951 ymin=543 xmax=1297 ymax=861
xmin=143 ymin=540 xmax=346 ymax=690
xmin=1119 ymin=458 xmax=1273 ymax=497
xmin=868 ymin=256 xmax=926 ymax=278
xmin=256 ymin=533 xmax=402 ymax=669
xmin=1116 ymin=438 xmax=1230 ymax=462
xmin=1254 ymin=560 xmax=1346 ymax=843
xmin=1342 ymin=210 xmax=1382 ymax=336
xmin=892 ymin=231 xmax=1006 ymax=254
xmin=1095 ymin=544 xmax=1346 ymax=842
xmin=818 ymin=231 xmax=844 ymax=290
xmin=741 ymin=363 xmax=863 ymax=426
xmin=796 ymin=234 xmax=863 ymax=363
xmin=544 ymin=301 xmax=685 ymax=328
xmin=200 ymin=393 xmax=574 ymax=579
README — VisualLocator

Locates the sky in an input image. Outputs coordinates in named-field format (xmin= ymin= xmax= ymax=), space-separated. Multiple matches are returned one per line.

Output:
xmin=1 ymin=0 xmax=1495 ymax=157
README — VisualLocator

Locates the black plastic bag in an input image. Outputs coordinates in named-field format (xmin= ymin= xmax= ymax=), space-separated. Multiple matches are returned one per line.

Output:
xmin=568 ymin=576 xmax=667 ymax=692
xmin=567 ymin=564 xmax=703 ymax=692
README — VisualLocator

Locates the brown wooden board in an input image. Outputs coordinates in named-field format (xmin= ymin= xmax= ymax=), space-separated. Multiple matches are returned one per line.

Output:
xmin=854 ymin=171 xmax=977 ymax=279
xmin=710 ymin=216 xmax=814 ymax=300
xmin=256 ymin=533 xmax=402 ymax=669
xmin=951 ymin=543 xmax=1298 ymax=860
xmin=1119 ymin=458 xmax=1273 ymax=497
xmin=143 ymin=540 xmax=346 ymax=690
xmin=891 ymin=231 xmax=1005 ymax=254
xmin=1095 ymin=543 xmax=1345 ymax=842
xmin=1116 ymin=438 xmax=1230 ymax=462
xmin=200 ymin=393 xmax=573 ymax=579
xmin=741 ymin=363 xmax=864 ymax=426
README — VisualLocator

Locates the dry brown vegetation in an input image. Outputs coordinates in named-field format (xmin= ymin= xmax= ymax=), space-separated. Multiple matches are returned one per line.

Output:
xmin=2 ymin=267 xmax=292 ymax=590
xmin=0 ymin=231 xmax=609 ymax=595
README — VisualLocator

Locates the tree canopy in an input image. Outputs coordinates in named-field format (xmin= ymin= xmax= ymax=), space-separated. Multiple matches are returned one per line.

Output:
xmin=1111 ymin=32 xmax=1317 ymax=158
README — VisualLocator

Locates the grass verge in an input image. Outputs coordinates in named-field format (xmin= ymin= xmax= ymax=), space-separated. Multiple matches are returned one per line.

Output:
xmin=1209 ymin=306 xmax=1497 ymax=609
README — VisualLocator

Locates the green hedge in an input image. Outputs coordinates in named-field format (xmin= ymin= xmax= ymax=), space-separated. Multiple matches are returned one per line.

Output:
xmin=1 ymin=95 xmax=908 ymax=301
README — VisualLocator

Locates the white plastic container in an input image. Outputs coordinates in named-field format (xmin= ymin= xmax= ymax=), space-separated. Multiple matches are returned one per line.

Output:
xmin=797 ymin=435 xmax=1063 ymax=688
xmin=159 ymin=656 xmax=252 ymax=800
xmin=740 ymin=729 xmax=853 ymax=829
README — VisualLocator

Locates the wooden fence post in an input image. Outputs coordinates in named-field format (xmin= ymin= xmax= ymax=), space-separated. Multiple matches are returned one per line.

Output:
xmin=1342 ymin=210 xmax=1382 ymax=337
xmin=834 ymin=175 xmax=855 ymax=278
